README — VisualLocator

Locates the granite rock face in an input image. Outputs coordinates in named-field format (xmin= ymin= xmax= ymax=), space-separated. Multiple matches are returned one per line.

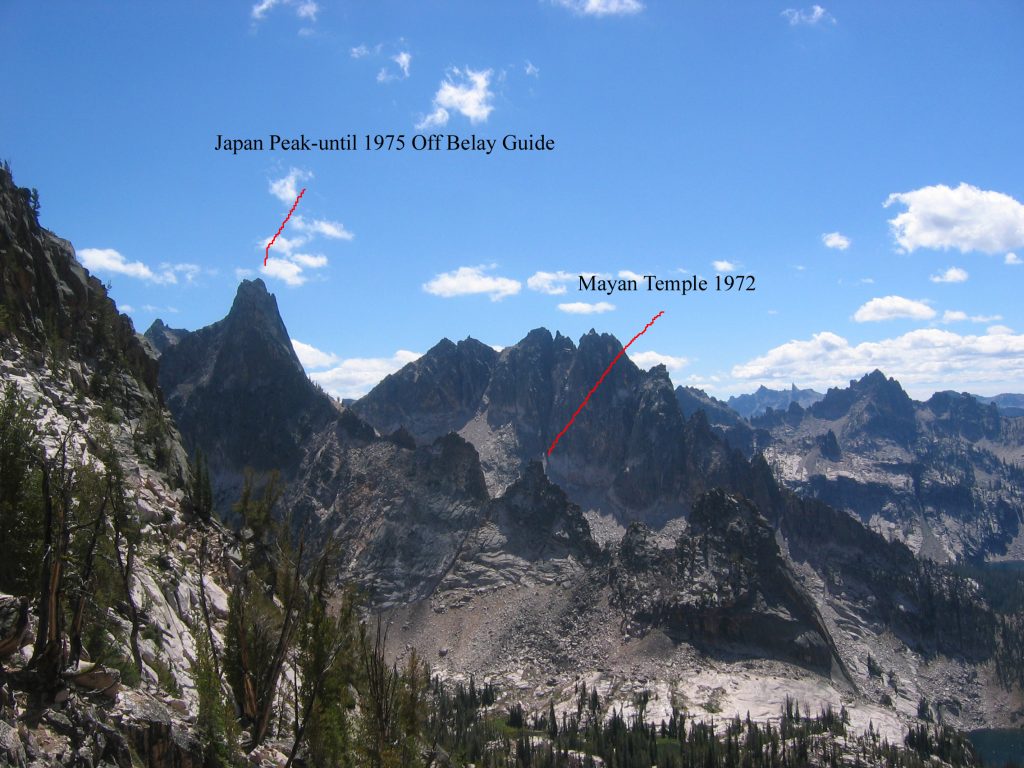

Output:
xmin=757 ymin=370 xmax=1024 ymax=560
xmin=610 ymin=490 xmax=843 ymax=676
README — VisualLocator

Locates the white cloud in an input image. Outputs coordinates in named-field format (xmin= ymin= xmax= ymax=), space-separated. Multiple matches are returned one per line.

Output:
xmin=711 ymin=260 xmax=735 ymax=272
xmin=630 ymin=351 xmax=688 ymax=372
xmin=251 ymin=0 xmax=318 ymax=22
xmin=1007 ymin=252 xmax=1022 ymax=265
xmin=557 ymin=301 xmax=615 ymax=314
xmin=930 ymin=266 xmax=968 ymax=284
xmin=119 ymin=304 xmax=134 ymax=314
xmin=261 ymin=257 xmax=306 ymax=286
xmin=853 ymin=295 xmax=935 ymax=323
xmin=291 ymin=253 xmax=328 ymax=268
xmin=943 ymin=310 xmax=1003 ymax=324
xmin=291 ymin=339 xmax=340 ymax=369
xmin=527 ymin=271 xmax=575 ymax=295
xmin=79 ymin=248 xmax=178 ymax=284
xmin=165 ymin=263 xmax=202 ymax=283
xmin=885 ymin=183 xmax=1024 ymax=254
xmin=350 ymin=44 xmax=370 ymax=58
xmin=553 ymin=0 xmax=644 ymax=16
xmin=423 ymin=265 xmax=521 ymax=301
xmin=291 ymin=215 xmax=354 ymax=240
xmin=269 ymin=167 xmax=313 ymax=204
xmin=262 ymin=233 xmax=307 ymax=257
xmin=618 ymin=270 xmax=647 ymax=282
xmin=988 ymin=324 xmax=1014 ymax=336
xmin=394 ymin=51 xmax=411 ymax=77
xmin=781 ymin=5 xmax=835 ymax=25
xmin=525 ymin=60 xmax=540 ymax=77
xmin=416 ymin=68 xmax=494 ymax=129
xmin=311 ymin=350 xmax=422 ymax=400
xmin=731 ymin=326 xmax=1024 ymax=398
xmin=822 ymin=231 xmax=850 ymax=251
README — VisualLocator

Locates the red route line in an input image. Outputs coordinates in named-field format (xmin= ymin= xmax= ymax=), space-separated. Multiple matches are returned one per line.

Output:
xmin=547 ymin=310 xmax=665 ymax=456
xmin=264 ymin=188 xmax=306 ymax=266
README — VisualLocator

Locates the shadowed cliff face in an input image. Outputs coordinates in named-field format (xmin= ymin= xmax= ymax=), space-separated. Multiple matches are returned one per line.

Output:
xmin=354 ymin=327 xmax=752 ymax=524
xmin=610 ymin=490 xmax=844 ymax=677
xmin=156 ymin=279 xmax=340 ymax=490
xmin=0 ymin=166 xmax=160 ymax=402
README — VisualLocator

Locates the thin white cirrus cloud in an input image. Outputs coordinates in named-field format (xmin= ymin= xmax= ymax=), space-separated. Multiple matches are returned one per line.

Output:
xmin=524 ymin=60 xmax=540 ymax=77
xmin=711 ymin=260 xmax=735 ymax=272
xmin=930 ymin=266 xmax=968 ymax=284
xmin=291 ymin=339 xmax=341 ymax=369
xmin=79 ymin=247 xmax=188 ymax=285
xmin=730 ymin=326 xmax=1024 ymax=398
xmin=884 ymin=183 xmax=1024 ymax=254
xmin=310 ymin=350 xmax=422 ymax=400
xmin=290 ymin=215 xmax=354 ymax=240
xmin=251 ymin=0 xmax=318 ymax=22
xmin=1006 ymin=252 xmax=1022 ymax=265
xmin=853 ymin=296 xmax=935 ymax=323
xmin=781 ymin=5 xmax=835 ymax=25
xmin=552 ymin=0 xmax=644 ymax=16
xmin=377 ymin=51 xmax=412 ymax=83
xmin=942 ymin=310 xmax=1002 ymax=324
xmin=416 ymin=68 xmax=494 ymax=129
xmin=822 ymin=231 xmax=851 ymax=251
xmin=557 ymin=301 xmax=615 ymax=314
xmin=423 ymin=265 xmax=521 ymax=301
xmin=269 ymin=167 xmax=313 ymax=203
xmin=630 ymin=350 xmax=688 ymax=372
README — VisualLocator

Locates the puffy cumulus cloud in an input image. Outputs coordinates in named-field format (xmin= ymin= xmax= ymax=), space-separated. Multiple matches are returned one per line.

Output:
xmin=781 ymin=5 xmax=835 ymax=25
xmin=557 ymin=301 xmax=615 ymax=314
xmin=629 ymin=350 xmax=688 ymax=372
xmin=416 ymin=68 xmax=494 ymax=129
xmin=79 ymin=248 xmax=180 ymax=284
xmin=553 ymin=0 xmax=644 ymax=15
xmin=711 ymin=260 xmax=735 ymax=272
xmin=423 ymin=265 xmax=521 ymax=301
xmin=311 ymin=350 xmax=422 ymax=400
xmin=269 ymin=167 xmax=313 ymax=204
xmin=291 ymin=253 xmax=328 ymax=268
xmin=885 ymin=183 xmax=1024 ymax=254
xmin=1007 ymin=252 xmax=1022 ymax=265
xmin=528 ymin=271 xmax=575 ymax=295
xmin=730 ymin=326 xmax=1024 ymax=398
xmin=291 ymin=339 xmax=340 ymax=369
xmin=822 ymin=231 xmax=850 ymax=251
xmin=852 ymin=295 xmax=935 ymax=323
xmin=290 ymin=215 xmax=354 ymax=240
xmin=261 ymin=257 xmax=306 ymax=286
xmin=930 ymin=266 xmax=968 ymax=284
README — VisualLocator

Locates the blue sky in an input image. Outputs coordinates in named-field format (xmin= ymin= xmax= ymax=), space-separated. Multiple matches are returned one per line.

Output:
xmin=3 ymin=1 xmax=1023 ymax=400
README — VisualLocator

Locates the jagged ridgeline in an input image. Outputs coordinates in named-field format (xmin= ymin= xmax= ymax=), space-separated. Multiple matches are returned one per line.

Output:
xmin=1 ymin=161 xmax=1019 ymax=766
